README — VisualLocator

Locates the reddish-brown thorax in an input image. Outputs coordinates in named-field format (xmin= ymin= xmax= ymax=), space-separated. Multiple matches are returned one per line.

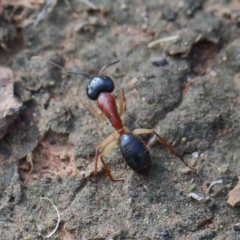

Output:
xmin=97 ymin=92 xmax=124 ymax=131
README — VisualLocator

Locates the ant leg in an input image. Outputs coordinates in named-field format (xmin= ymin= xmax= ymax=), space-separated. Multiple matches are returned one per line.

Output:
xmin=132 ymin=128 xmax=197 ymax=171
xmin=119 ymin=89 xmax=126 ymax=116
xmin=94 ymin=133 xmax=116 ymax=175
xmin=84 ymin=103 xmax=106 ymax=121
xmin=100 ymin=140 xmax=123 ymax=182
xmin=100 ymin=157 xmax=123 ymax=182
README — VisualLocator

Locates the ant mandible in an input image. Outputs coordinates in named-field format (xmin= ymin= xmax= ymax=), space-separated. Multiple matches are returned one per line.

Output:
xmin=32 ymin=45 xmax=197 ymax=182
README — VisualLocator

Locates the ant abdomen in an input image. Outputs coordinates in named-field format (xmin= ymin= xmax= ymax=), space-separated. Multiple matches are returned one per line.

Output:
xmin=87 ymin=76 xmax=114 ymax=100
xmin=119 ymin=133 xmax=151 ymax=175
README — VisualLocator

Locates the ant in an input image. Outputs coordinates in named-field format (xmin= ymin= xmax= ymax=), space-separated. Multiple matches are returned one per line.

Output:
xmin=32 ymin=46 xmax=197 ymax=182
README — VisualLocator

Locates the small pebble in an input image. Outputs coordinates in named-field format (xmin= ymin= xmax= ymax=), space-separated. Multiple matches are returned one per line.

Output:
xmin=208 ymin=223 xmax=216 ymax=229
xmin=227 ymin=178 xmax=240 ymax=207
xmin=60 ymin=151 xmax=69 ymax=161
xmin=182 ymin=167 xmax=191 ymax=174
xmin=181 ymin=137 xmax=187 ymax=143
xmin=163 ymin=8 xmax=177 ymax=21
xmin=222 ymin=55 xmax=227 ymax=62
xmin=192 ymin=151 xmax=199 ymax=158
xmin=132 ymin=77 xmax=138 ymax=84
xmin=210 ymin=70 xmax=217 ymax=77
xmin=66 ymin=167 xmax=73 ymax=175
xmin=159 ymin=229 xmax=170 ymax=238
xmin=48 ymin=81 xmax=55 ymax=86
xmin=120 ymin=3 xmax=127 ymax=10
xmin=233 ymin=223 xmax=240 ymax=231
xmin=151 ymin=56 xmax=168 ymax=67
xmin=32 ymin=174 xmax=39 ymax=180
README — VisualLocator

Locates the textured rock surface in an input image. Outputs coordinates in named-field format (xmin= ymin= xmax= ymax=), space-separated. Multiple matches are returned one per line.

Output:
xmin=1 ymin=0 xmax=240 ymax=239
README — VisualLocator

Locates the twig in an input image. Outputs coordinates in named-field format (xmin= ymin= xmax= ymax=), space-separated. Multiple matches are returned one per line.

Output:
xmin=24 ymin=153 xmax=34 ymax=185
xmin=148 ymin=35 xmax=179 ymax=48
xmin=27 ymin=153 xmax=34 ymax=174
xmin=40 ymin=197 xmax=61 ymax=238
xmin=41 ymin=170 xmax=59 ymax=175
xmin=188 ymin=192 xmax=203 ymax=201
xmin=33 ymin=0 xmax=57 ymax=28
xmin=207 ymin=179 xmax=223 ymax=194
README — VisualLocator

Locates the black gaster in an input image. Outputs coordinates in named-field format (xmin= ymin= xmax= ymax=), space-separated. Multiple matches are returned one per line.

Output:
xmin=119 ymin=133 xmax=151 ymax=175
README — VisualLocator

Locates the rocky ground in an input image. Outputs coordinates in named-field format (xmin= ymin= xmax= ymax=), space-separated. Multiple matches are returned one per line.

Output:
xmin=1 ymin=0 xmax=240 ymax=239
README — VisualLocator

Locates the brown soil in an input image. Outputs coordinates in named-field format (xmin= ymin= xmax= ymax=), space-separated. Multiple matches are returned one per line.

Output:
xmin=1 ymin=0 xmax=240 ymax=239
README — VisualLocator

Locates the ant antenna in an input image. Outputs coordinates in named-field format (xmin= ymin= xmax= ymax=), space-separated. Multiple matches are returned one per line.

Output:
xmin=31 ymin=56 xmax=92 ymax=80
xmin=98 ymin=42 xmax=145 ymax=75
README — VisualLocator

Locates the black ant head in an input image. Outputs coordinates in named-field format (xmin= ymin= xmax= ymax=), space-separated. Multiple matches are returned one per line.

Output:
xmin=32 ymin=43 xmax=142 ymax=101
xmin=86 ymin=76 xmax=115 ymax=100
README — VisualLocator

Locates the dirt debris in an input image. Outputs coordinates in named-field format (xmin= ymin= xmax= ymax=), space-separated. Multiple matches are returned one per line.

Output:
xmin=1 ymin=0 xmax=240 ymax=239
xmin=0 ymin=67 xmax=23 ymax=139
xmin=227 ymin=178 xmax=240 ymax=207
xmin=2 ymin=0 xmax=55 ymax=27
